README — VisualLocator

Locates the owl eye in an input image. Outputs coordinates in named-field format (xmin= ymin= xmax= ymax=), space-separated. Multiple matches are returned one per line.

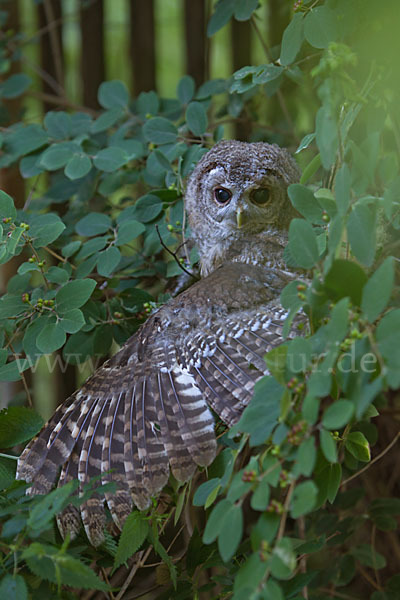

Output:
xmin=214 ymin=187 xmax=232 ymax=205
xmin=251 ymin=188 xmax=271 ymax=205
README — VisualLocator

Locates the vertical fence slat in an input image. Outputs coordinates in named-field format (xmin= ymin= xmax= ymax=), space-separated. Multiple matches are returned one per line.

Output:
xmin=80 ymin=0 xmax=105 ymax=109
xmin=184 ymin=0 xmax=208 ymax=87
xmin=129 ymin=0 xmax=156 ymax=94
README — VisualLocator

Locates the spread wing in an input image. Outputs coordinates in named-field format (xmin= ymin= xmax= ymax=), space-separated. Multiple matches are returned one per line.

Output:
xmin=16 ymin=264 xmax=296 ymax=545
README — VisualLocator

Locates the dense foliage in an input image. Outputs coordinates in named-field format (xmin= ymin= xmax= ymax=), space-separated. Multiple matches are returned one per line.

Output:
xmin=0 ymin=0 xmax=399 ymax=598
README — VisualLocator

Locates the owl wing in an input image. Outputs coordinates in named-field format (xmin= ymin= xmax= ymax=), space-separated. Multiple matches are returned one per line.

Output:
xmin=16 ymin=263 xmax=296 ymax=546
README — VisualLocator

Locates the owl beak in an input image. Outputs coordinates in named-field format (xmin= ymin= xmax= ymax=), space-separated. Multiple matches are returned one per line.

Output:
xmin=236 ymin=207 xmax=244 ymax=229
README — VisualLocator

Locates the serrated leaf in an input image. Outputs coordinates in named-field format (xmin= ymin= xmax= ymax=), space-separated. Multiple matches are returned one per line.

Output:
xmin=0 ymin=406 xmax=44 ymax=448
xmin=114 ymin=512 xmax=149 ymax=569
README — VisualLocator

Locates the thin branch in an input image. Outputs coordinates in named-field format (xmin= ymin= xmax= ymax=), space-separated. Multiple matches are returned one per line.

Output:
xmin=155 ymin=225 xmax=198 ymax=280
xmin=341 ymin=431 xmax=400 ymax=487
xmin=277 ymin=480 xmax=295 ymax=541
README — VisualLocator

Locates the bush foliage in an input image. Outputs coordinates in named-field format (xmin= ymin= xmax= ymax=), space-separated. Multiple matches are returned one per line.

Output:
xmin=0 ymin=0 xmax=399 ymax=598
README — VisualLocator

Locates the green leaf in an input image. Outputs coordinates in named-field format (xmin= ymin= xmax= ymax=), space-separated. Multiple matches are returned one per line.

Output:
xmin=75 ymin=213 xmax=112 ymax=236
xmin=0 ymin=73 xmax=31 ymax=98
xmin=291 ymin=480 xmax=318 ymax=518
xmin=250 ymin=479 xmax=270 ymax=511
xmin=97 ymin=246 xmax=121 ymax=276
xmin=316 ymin=106 xmax=338 ymax=169
xmin=7 ymin=124 xmax=48 ymax=157
xmin=218 ymin=503 xmax=243 ymax=562
xmin=133 ymin=194 xmax=163 ymax=222
xmin=143 ymin=117 xmax=178 ymax=144
xmin=90 ymin=107 xmax=124 ymax=133
xmin=268 ymin=537 xmax=296 ymax=580
xmin=0 ymin=456 xmax=17 ymax=489
xmin=238 ymin=377 xmax=283 ymax=446
xmin=186 ymin=101 xmax=208 ymax=136
xmin=294 ymin=436 xmax=316 ymax=477
xmin=27 ymin=482 xmax=77 ymax=532
xmin=93 ymin=146 xmax=129 ymax=172
xmin=0 ymin=359 xmax=30 ymax=382
xmin=59 ymin=308 xmax=85 ymax=334
xmin=280 ymin=12 xmax=304 ymax=66
xmin=177 ymin=75 xmax=195 ymax=104
xmin=345 ymin=431 xmax=370 ymax=462
xmin=288 ymin=184 xmax=324 ymax=223
xmin=0 ymin=574 xmax=28 ymax=600
xmin=361 ymin=257 xmax=394 ymax=323
xmin=193 ymin=478 xmax=221 ymax=506
xmin=98 ymin=80 xmax=129 ymax=109
xmin=116 ymin=220 xmax=145 ymax=245
xmin=114 ymin=512 xmax=149 ymax=569
xmin=44 ymin=111 xmax=72 ymax=139
xmin=288 ymin=218 xmax=320 ymax=268
xmin=324 ymin=259 xmax=367 ymax=305
xmin=0 ymin=190 xmax=16 ymax=220
xmin=304 ymin=5 xmax=339 ymax=49
xmin=38 ymin=142 xmax=79 ymax=170
xmin=335 ymin=164 xmax=351 ymax=216
xmin=46 ymin=266 xmax=69 ymax=284
xmin=64 ymin=152 xmax=92 ymax=180
xmin=233 ymin=0 xmax=258 ymax=21
xmin=29 ymin=213 xmax=66 ymax=248
xmin=320 ymin=428 xmax=337 ymax=463
xmin=327 ymin=463 xmax=342 ymax=503
xmin=286 ymin=337 xmax=312 ymax=373
xmin=347 ymin=204 xmax=376 ymax=267
xmin=0 ymin=406 xmax=44 ymax=448
xmin=203 ymin=499 xmax=232 ymax=543
xmin=207 ymin=0 xmax=235 ymax=36
xmin=36 ymin=321 xmax=67 ymax=353
xmin=351 ymin=544 xmax=386 ymax=569
xmin=322 ymin=400 xmax=354 ymax=430
xmin=55 ymin=278 xmax=97 ymax=313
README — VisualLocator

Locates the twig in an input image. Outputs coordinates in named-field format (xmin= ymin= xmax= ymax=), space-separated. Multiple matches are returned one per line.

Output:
xmin=28 ymin=89 xmax=98 ymax=115
xmin=341 ymin=431 xmax=400 ymax=487
xmin=250 ymin=16 xmax=299 ymax=143
xmin=277 ymin=480 xmax=295 ymax=541
xmin=155 ymin=225 xmax=197 ymax=280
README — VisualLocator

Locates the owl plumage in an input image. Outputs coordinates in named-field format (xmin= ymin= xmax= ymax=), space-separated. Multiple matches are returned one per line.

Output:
xmin=16 ymin=140 xmax=300 ymax=546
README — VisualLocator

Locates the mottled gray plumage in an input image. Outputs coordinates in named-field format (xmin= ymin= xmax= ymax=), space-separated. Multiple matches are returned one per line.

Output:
xmin=17 ymin=140 xmax=300 ymax=546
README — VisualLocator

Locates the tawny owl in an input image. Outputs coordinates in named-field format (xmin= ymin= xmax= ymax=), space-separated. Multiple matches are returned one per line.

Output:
xmin=16 ymin=140 xmax=300 ymax=546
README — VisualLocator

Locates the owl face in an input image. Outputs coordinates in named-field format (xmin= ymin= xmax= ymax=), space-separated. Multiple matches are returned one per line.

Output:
xmin=185 ymin=140 xmax=300 ymax=247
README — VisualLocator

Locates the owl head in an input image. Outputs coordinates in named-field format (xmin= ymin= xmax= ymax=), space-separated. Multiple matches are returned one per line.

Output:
xmin=185 ymin=140 xmax=300 ymax=261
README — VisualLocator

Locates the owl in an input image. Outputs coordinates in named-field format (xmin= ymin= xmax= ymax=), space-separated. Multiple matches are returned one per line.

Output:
xmin=16 ymin=140 xmax=301 ymax=546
